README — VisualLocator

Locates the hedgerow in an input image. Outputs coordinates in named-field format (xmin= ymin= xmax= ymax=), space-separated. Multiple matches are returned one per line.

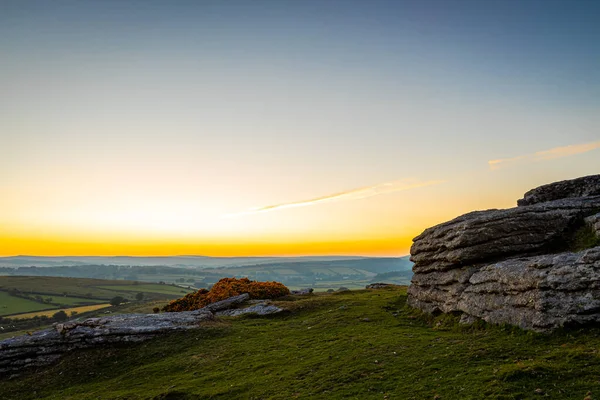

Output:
xmin=162 ymin=277 xmax=290 ymax=312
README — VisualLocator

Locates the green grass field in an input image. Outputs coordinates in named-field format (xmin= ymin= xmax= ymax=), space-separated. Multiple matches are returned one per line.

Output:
xmin=97 ymin=284 xmax=190 ymax=296
xmin=50 ymin=296 xmax=106 ymax=306
xmin=10 ymin=304 xmax=111 ymax=320
xmin=0 ymin=276 xmax=193 ymax=318
xmin=0 ymin=291 xmax=57 ymax=316
xmin=4 ymin=287 xmax=600 ymax=399
xmin=0 ymin=276 xmax=142 ymax=299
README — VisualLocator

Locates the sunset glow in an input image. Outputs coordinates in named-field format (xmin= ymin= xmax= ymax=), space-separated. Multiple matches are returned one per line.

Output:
xmin=2 ymin=1 xmax=599 ymax=257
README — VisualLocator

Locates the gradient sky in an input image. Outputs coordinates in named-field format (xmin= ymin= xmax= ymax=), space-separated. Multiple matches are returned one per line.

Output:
xmin=1 ymin=0 xmax=599 ymax=256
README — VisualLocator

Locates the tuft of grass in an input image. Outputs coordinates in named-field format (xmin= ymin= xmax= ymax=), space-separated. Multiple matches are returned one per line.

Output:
xmin=3 ymin=288 xmax=600 ymax=399
xmin=570 ymin=224 xmax=600 ymax=252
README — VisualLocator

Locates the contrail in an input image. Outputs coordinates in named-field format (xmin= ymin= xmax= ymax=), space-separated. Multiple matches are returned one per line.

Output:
xmin=223 ymin=179 xmax=446 ymax=218
xmin=489 ymin=140 xmax=600 ymax=170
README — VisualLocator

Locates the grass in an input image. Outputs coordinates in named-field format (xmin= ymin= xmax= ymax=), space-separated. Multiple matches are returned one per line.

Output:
xmin=0 ymin=276 xmax=141 ymax=299
xmin=8 ymin=304 xmax=111 ymax=320
xmin=48 ymin=296 xmax=106 ymax=306
xmin=97 ymin=284 xmax=191 ymax=296
xmin=571 ymin=224 xmax=600 ymax=252
xmin=0 ymin=276 xmax=191 ymax=301
xmin=0 ymin=291 xmax=57 ymax=316
xmin=3 ymin=287 xmax=600 ymax=399
xmin=0 ymin=276 xmax=194 ymax=318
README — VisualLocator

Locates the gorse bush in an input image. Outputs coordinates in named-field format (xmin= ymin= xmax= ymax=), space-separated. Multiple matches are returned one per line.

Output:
xmin=162 ymin=277 xmax=290 ymax=312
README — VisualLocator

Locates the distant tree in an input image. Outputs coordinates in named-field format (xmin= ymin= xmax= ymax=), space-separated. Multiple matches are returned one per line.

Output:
xmin=326 ymin=289 xmax=335 ymax=293
xmin=135 ymin=292 xmax=144 ymax=301
xmin=152 ymin=307 xmax=160 ymax=314
xmin=52 ymin=310 xmax=68 ymax=322
xmin=110 ymin=296 xmax=126 ymax=307
xmin=44 ymin=297 xmax=53 ymax=304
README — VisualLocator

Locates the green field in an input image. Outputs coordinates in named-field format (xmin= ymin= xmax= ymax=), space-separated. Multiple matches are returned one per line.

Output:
xmin=10 ymin=304 xmax=111 ymax=320
xmin=97 ymin=284 xmax=190 ymax=296
xmin=0 ymin=291 xmax=56 ymax=316
xmin=0 ymin=276 xmax=193 ymax=318
xmin=49 ymin=296 xmax=105 ymax=306
xmin=4 ymin=287 xmax=600 ymax=399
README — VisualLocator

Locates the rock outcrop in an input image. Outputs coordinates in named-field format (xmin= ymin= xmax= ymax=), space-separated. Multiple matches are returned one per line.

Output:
xmin=0 ymin=292 xmax=283 ymax=376
xmin=408 ymin=174 xmax=600 ymax=332
xmin=0 ymin=310 xmax=214 ymax=376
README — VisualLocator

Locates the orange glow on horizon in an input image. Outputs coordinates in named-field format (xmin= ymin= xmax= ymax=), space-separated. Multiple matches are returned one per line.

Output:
xmin=0 ymin=234 xmax=414 ymax=257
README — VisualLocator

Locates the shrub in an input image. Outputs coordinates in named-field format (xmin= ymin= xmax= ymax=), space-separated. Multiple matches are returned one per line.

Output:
xmin=152 ymin=307 xmax=160 ymax=313
xmin=162 ymin=277 xmax=290 ymax=312
xmin=52 ymin=310 xmax=68 ymax=322
xmin=110 ymin=296 xmax=126 ymax=307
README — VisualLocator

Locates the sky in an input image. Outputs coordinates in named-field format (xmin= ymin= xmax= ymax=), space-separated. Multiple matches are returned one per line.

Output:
xmin=1 ymin=0 xmax=599 ymax=257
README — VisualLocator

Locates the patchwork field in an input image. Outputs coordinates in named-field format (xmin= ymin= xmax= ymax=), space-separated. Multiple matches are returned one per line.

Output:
xmin=10 ymin=304 xmax=111 ymax=320
xmin=96 ymin=284 xmax=189 ymax=296
xmin=0 ymin=276 xmax=193 ymax=319
xmin=0 ymin=291 xmax=54 ymax=316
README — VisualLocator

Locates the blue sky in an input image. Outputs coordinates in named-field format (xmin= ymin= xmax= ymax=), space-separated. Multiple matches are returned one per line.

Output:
xmin=1 ymin=0 xmax=599 ymax=256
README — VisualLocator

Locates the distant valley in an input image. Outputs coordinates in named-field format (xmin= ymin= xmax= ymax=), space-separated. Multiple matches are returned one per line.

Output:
xmin=0 ymin=256 xmax=414 ymax=292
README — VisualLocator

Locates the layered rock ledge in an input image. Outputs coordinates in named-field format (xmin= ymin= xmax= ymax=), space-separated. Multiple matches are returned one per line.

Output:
xmin=408 ymin=174 xmax=600 ymax=332
xmin=0 ymin=293 xmax=283 ymax=376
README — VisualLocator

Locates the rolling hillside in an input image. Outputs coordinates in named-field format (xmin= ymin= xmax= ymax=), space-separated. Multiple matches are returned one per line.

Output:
xmin=2 ymin=287 xmax=600 ymax=399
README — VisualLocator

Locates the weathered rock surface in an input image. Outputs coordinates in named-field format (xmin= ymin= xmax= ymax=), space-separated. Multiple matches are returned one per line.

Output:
xmin=586 ymin=212 xmax=600 ymax=237
xmin=366 ymin=283 xmax=396 ymax=289
xmin=0 ymin=292 xmax=284 ymax=376
xmin=216 ymin=303 xmax=284 ymax=317
xmin=408 ymin=174 xmax=600 ymax=332
xmin=0 ymin=310 xmax=214 ymax=376
xmin=202 ymin=293 xmax=250 ymax=312
xmin=411 ymin=196 xmax=600 ymax=273
xmin=291 ymin=288 xmax=314 ymax=295
xmin=517 ymin=174 xmax=600 ymax=206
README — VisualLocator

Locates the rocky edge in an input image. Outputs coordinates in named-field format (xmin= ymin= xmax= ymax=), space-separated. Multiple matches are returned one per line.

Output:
xmin=408 ymin=174 xmax=600 ymax=332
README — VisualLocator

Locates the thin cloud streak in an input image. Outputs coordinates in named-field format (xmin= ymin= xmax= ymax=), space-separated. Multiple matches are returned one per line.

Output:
xmin=223 ymin=179 xmax=446 ymax=218
xmin=489 ymin=140 xmax=600 ymax=170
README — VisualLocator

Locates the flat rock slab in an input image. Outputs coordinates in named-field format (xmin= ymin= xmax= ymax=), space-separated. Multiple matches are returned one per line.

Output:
xmin=216 ymin=303 xmax=283 ymax=317
xmin=0 ymin=310 xmax=214 ymax=376
xmin=0 ymin=292 xmax=288 ymax=376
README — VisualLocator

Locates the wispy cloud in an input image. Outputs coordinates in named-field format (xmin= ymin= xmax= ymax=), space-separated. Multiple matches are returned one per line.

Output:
xmin=489 ymin=140 xmax=600 ymax=170
xmin=223 ymin=179 xmax=445 ymax=218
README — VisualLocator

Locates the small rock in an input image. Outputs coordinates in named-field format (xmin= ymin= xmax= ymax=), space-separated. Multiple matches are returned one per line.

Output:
xmin=366 ymin=283 xmax=394 ymax=289
xmin=291 ymin=288 xmax=314 ymax=295
xmin=459 ymin=314 xmax=477 ymax=325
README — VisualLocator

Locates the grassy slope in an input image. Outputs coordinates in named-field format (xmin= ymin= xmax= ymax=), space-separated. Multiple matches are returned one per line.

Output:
xmin=97 ymin=284 xmax=190 ymax=296
xmin=3 ymin=287 xmax=600 ymax=400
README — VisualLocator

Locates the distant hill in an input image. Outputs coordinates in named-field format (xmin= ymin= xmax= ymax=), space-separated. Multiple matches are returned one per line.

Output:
xmin=0 ymin=256 xmax=413 ymax=291
xmin=0 ymin=255 xmax=373 ymax=268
